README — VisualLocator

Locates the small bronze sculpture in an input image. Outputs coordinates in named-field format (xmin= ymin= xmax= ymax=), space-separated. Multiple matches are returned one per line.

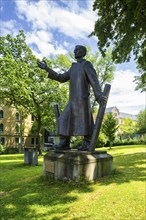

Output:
xmin=37 ymin=45 xmax=106 ymax=151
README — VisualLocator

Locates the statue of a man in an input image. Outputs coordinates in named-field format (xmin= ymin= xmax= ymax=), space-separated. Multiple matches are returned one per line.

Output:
xmin=37 ymin=45 xmax=106 ymax=151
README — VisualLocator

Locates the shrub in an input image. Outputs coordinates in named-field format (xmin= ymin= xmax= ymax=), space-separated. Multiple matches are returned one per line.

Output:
xmin=113 ymin=136 xmax=146 ymax=146
xmin=3 ymin=147 xmax=19 ymax=154
xmin=0 ymin=144 xmax=6 ymax=155
xmin=71 ymin=136 xmax=82 ymax=148
xmin=96 ymin=132 xmax=108 ymax=148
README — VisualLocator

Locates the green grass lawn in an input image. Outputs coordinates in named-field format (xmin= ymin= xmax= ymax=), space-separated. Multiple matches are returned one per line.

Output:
xmin=0 ymin=145 xmax=145 ymax=220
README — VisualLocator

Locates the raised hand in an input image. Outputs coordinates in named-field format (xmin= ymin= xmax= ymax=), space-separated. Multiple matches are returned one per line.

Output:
xmin=37 ymin=60 xmax=47 ymax=70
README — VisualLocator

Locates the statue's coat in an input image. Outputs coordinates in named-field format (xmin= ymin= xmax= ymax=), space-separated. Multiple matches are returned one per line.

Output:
xmin=47 ymin=59 xmax=102 ymax=136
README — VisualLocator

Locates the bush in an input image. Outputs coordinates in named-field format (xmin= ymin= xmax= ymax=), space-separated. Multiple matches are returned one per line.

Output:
xmin=113 ymin=136 xmax=146 ymax=146
xmin=96 ymin=132 xmax=108 ymax=148
xmin=1 ymin=146 xmax=19 ymax=154
xmin=0 ymin=144 xmax=6 ymax=155
xmin=71 ymin=136 xmax=82 ymax=148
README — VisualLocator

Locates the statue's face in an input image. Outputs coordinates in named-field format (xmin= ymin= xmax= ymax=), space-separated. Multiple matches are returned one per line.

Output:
xmin=74 ymin=46 xmax=85 ymax=59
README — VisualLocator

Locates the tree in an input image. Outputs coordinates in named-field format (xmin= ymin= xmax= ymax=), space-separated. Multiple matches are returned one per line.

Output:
xmin=102 ymin=112 xmax=119 ymax=148
xmin=0 ymin=31 xmax=114 ymax=153
xmin=86 ymin=47 xmax=115 ymax=112
xmin=136 ymin=110 xmax=146 ymax=134
xmin=91 ymin=0 xmax=146 ymax=92
xmin=0 ymin=31 xmax=68 ymax=154
xmin=119 ymin=118 xmax=138 ymax=138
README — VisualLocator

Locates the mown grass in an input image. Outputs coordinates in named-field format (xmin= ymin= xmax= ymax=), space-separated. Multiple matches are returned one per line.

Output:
xmin=0 ymin=145 xmax=145 ymax=220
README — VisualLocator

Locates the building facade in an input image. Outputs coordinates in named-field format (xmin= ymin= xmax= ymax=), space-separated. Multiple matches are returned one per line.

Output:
xmin=0 ymin=105 xmax=38 ymax=148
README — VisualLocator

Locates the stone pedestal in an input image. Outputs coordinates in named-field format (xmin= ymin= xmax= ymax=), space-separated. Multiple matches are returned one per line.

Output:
xmin=43 ymin=149 xmax=113 ymax=181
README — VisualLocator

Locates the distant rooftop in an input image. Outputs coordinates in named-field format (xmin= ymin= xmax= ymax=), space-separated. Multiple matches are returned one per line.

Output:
xmin=105 ymin=106 xmax=119 ymax=113
xmin=105 ymin=106 xmax=137 ymax=120
xmin=119 ymin=112 xmax=137 ymax=120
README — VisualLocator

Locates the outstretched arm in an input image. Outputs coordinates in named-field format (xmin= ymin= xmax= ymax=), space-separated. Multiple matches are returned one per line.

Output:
xmin=37 ymin=60 xmax=70 ymax=83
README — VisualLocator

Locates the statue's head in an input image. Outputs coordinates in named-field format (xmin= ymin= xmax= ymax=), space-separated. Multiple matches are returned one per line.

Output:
xmin=74 ymin=45 xmax=87 ymax=59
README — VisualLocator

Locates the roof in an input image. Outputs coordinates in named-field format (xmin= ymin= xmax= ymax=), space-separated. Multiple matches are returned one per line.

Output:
xmin=105 ymin=106 xmax=137 ymax=121
xmin=119 ymin=112 xmax=137 ymax=121
xmin=105 ymin=106 xmax=119 ymax=113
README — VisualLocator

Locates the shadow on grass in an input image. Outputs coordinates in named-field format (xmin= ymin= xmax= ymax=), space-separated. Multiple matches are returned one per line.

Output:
xmin=0 ymin=155 xmax=94 ymax=220
xmin=96 ymin=152 xmax=146 ymax=186
xmin=0 ymin=150 xmax=145 ymax=220
xmin=1 ymin=176 xmax=93 ymax=220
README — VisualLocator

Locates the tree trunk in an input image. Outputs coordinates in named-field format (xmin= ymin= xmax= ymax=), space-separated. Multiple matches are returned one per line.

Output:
xmin=36 ymin=116 xmax=42 ymax=155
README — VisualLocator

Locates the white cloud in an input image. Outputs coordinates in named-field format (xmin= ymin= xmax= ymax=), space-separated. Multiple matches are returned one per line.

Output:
xmin=26 ymin=30 xmax=67 ymax=57
xmin=107 ymin=70 xmax=145 ymax=114
xmin=59 ymin=0 xmax=81 ymax=13
xmin=0 ymin=20 xmax=19 ymax=36
xmin=15 ymin=0 xmax=96 ymax=39
xmin=13 ymin=0 xmax=96 ymax=57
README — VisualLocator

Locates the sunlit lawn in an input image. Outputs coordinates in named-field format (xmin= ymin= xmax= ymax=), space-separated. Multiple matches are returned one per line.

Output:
xmin=0 ymin=145 xmax=145 ymax=220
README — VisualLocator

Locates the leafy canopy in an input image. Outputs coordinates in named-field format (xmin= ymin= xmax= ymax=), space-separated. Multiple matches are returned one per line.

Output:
xmin=0 ymin=30 xmax=68 ymax=153
xmin=119 ymin=118 xmax=137 ymax=136
xmin=91 ymin=0 xmax=146 ymax=91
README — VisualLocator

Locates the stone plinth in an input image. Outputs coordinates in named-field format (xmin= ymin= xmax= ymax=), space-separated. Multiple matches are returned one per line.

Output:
xmin=43 ymin=149 xmax=113 ymax=181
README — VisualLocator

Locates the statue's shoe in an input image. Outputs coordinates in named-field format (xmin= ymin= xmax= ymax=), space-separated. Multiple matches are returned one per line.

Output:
xmin=54 ymin=143 xmax=71 ymax=151
xmin=77 ymin=145 xmax=89 ymax=151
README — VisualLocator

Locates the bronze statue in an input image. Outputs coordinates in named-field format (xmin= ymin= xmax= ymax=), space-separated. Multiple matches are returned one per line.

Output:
xmin=37 ymin=45 xmax=106 ymax=151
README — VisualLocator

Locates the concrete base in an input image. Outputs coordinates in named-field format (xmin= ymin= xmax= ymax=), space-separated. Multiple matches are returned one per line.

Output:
xmin=43 ymin=149 xmax=113 ymax=181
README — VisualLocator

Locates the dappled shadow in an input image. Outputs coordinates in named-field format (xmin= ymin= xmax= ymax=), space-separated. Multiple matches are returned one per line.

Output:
xmin=96 ymin=152 xmax=145 ymax=186
xmin=1 ymin=150 xmax=145 ymax=219
xmin=0 ymin=155 xmax=94 ymax=220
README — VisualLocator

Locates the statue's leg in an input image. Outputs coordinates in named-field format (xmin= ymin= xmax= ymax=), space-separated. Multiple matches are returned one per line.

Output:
xmin=54 ymin=135 xmax=71 ymax=150
xmin=78 ymin=135 xmax=91 ymax=151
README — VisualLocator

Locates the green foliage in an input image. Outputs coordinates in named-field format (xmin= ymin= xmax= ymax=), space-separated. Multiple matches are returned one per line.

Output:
xmin=102 ymin=112 xmax=119 ymax=147
xmin=85 ymin=47 xmax=115 ymax=111
xmin=0 ymin=146 xmax=19 ymax=154
xmin=113 ymin=136 xmax=146 ymax=146
xmin=136 ymin=110 xmax=146 ymax=133
xmin=91 ymin=0 xmax=146 ymax=92
xmin=134 ymin=72 xmax=146 ymax=92
xmin=119 ymin=117 xmax=138 ymax=136
xmin=71 ymin=136 xmax=82 ymax=148
xmin=96 ymin=132 xmax=108 ymax=148
xmin=53 ymin=54 xmax=72 ymax=72
xmin=0 ymin=144 xmax=6 ymax=154
xmin=0 ymin=30 xmax=69 ymax=153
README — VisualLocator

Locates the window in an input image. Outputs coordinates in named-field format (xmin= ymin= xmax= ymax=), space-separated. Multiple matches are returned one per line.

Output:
xmin=31 ymin=115 xmax=35 ymax=121
xmin=0 ymin=110 xmax=4 ymax=119
xmin=15 ymin=124 xmax=20 ymax=133
xmin=0 ymin=137 xmax=5 ymax=145
xmin=15 ymin=137 xmax=19 ymax=144
xmin=0 ymin=124 xmax=4 ymax=132
xmin=36 ymin=138 xmax=38 ymax=145
xmin=31 ymin=138 xmax=35 ymax=145
xmin=15 ymin=112 xmax=20 ymax=121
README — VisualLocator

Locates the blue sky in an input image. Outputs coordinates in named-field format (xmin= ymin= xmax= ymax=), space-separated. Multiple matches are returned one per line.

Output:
xmin=0 ymin=0 xmax=145 ymax=115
